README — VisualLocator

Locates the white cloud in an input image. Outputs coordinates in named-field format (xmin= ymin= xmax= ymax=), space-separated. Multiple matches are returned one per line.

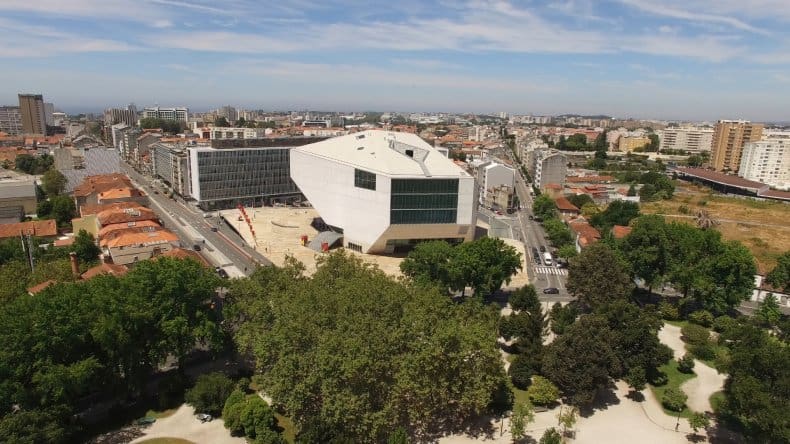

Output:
xmin=0 ymin=18 xmax=139 ymax=57
xmin=152 ymin=19 xmax=174 ymax=29
xmin=618 ymin=0 xmax=766 ymax=34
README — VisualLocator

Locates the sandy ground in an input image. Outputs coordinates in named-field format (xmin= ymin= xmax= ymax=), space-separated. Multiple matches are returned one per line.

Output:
xmin=129 ymin=404 xmax=245 ymax=444
xmin=222 ymin=206 xmax=529 ymax=286
xmin=659 ymin=323 xmax=726 ymax=413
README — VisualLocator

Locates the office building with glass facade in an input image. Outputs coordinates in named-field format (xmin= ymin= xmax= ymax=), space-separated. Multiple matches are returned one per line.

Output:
xmin=188 ymin=146 xmax=301 ymax=210
xmin=291 ymin=130 xmax=477 ymax=254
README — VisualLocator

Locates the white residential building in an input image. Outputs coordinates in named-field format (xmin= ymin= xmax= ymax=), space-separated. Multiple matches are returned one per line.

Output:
xmin=209 ymin=127 xmax=267 ymax=140
xmin=739 ymin=137 xmax=790 ymax=190
xmin=290 ymin=130 xmax=477 ymax=254
xmin=143 ymin=106 xmax=188 ymax=122
xmin=477 ymin=162 xmax=515 ymax=201
xmin=532 ymin=149 xmax=567 ymax=190
xmin=659 ymin=127 xmax=714 ymax=153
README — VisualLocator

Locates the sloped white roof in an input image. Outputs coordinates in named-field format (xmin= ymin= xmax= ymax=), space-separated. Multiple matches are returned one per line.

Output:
xmin=294 ymin=130 xmax=470 ymax=178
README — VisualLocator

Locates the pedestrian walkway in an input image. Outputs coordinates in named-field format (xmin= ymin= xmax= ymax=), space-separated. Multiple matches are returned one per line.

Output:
xmin=534 ymin=266 xmax=567 ymax=275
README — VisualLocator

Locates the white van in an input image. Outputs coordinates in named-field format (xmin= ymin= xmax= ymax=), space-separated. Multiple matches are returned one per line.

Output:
xmin=543 ymin=252 xmax=553 ymax=266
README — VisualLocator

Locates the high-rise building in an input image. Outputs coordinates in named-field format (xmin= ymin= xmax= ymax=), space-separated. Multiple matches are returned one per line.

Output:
xmin=18 ymin=94 xmax=46 ymax=135
xmin=738 ymin=136 xmax=789 ymax=189
xmin=711 ymin=120 xmax=763 ymax=172
xmin=218 ymin=106 xmax=238 ymax=123
xmin=0 ymin=106 xmax=22 ymax=135
xmin=143 ymin=106 xmax=188 ymax=122
xmin=104 ymin=104 xmax=138 ymax=127
xmin=659 ymin=127 xmax=714 ymax=153
xmin=531 ymin=149 xmax=567 ymax=190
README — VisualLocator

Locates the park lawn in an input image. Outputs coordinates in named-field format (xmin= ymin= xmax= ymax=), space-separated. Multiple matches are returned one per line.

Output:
xmin=513 ymin=387 xmax=530 ymax=406
xmin=275 ymin=413 xmax=296 ymax=443
xmin=709 ymin=391 xmax=726 ymax=414
xmin=649 ymin=359 xmax=697 ymax=419
xmin=640 ymin=183 xmax=790 ymax=274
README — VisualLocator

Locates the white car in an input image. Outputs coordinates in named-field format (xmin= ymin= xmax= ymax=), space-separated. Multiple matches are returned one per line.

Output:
xmin=197 ymin=413 xmax=213 ymax=423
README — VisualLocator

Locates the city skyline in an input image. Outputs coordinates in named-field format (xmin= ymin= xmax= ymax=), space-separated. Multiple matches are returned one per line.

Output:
xmin=1 ymin=0 xmax=789 ymax=121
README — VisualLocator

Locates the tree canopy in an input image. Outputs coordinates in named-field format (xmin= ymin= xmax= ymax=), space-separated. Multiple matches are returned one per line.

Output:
xmin=532 ymin=195 xmax=557 ymax=220
xmin=41 ymin=169 xmax=67 ymax=196
xmin=228 ymin=251 xmax=508 ymax=442
xmin=589 ymin=200 xmax=640 ymax=232
xmin=766 ymin=251 xmax=790 ymax=292
xmin=140 ymin=117 xmax=182 ymax=133
xmin=566 ymin=242 xmax=632 ymax=310
xmin=15 ymin=154 xmax=53 ymax=175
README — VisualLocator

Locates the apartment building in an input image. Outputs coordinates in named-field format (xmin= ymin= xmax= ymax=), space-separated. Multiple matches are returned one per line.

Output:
xmin=152 ymin=143 xmax=191 ymax=196
xmin=0 ymin=106 xmax=22 ymax=135
xmin=18 ymin=94 xmax=46 ymax=136
xmin=209 ymin=127 xmax=267 ymax=140
xmin=618 ymin=136 xmax=651 ymax=152
xmin=476 ymin=161 xmax=515 ymax=201
xmin=739 ymin=136 xmax=789 ymax=189
xmin=711 ymin=120 xmax=764 ymax=172
xmin=659 ymin=127 xmax=714 ymax=153
xmin=104 ymin=104 xmax=138 ymax=126
xmin=143 ymin=106 xmax=189 ymax=122
xmin=531 ymin=149 xmax=567 ymax=190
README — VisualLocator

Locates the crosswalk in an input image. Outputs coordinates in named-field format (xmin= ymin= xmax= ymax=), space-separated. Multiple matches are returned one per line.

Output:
xmin=534 ymin=266 xmax=568 ymax=276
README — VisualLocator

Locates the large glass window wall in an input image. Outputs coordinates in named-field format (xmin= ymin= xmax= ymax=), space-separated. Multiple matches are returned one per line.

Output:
xmin=390 ymin=178 xmax=458 ymax=224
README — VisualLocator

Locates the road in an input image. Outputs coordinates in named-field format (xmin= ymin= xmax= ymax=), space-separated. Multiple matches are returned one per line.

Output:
xmin=120 ymin=163 xmax=271 ymax=275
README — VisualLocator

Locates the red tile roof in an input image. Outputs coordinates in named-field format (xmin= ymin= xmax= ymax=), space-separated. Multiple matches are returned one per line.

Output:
xmin=612 ymin=225 xmax=633 ymax=239
xmin=566 ymin=175 xmax=616 ymax=183
xmin=555 ymin=197 xmax=580 ymax=212
xmin=80 ymin=262 xmax=128 ymax=280
xmin=0 ymin=220 xmax=57 ymax=239
xmin=104 ymin=229 xmax=178 ymax=248
xmin=569 ymin=220 xmax=601 ymax=247
xmin=157 ymin=247 xmax=211 ymax=267
xmin=73 ymin=174 xmax=134 ymax=197
xmin=97 ymin=206 xmax=158 ymax=226
xmin=98 ymin=220 xmax=161 ymax=238
xmin=27 ymin=279 xmax=56 ymax=295
xmin=80 ymin=201 xmax=142 ymax=217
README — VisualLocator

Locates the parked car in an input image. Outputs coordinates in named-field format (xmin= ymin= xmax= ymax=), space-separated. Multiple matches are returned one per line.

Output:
xmin=543 ymin=287 xmax=560 ymax=294
xmin=197 ymin=413 xmax=213 ymax=423
xmin=539 ymin=245 xmax=546 ymax=253
xmin=192 ymin=244 xmax=202 ymax=251
xmin=217 ymin=268 xmax=229 ymax=279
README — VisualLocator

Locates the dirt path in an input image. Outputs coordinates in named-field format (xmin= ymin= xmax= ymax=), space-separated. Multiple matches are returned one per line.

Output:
xmin=129 ymin=404 xmax=245 ymax=444
xmin=659 ymin=323 xmax=726 ymax=413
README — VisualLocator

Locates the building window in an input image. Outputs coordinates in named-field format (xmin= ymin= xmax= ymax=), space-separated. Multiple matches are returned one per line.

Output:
xmin=390 ymin=178 xmax=459 ymax=225
xmin=354 ymin=169 xmax=376 ymax=190
xmin=347 ymin=242 xmax=363 ymax=252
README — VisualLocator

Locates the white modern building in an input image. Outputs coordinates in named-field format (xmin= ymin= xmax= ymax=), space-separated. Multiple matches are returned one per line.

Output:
xmin=290 ymin=130 xmax=477 ymax=254
xmin=209 ymin=127 xmax=267 ymax=140
xmin=659 ymin=127 xmax=714 ymax=153
xmin=143 ymin=106 xmax=189 ymax=122
xmin=530 ymin=149 xmax=567 ymax=190
xmin=739 ymin=136 xmax=790 ymax=190
xmin=477 ymin=161 xmax=515 ymax=201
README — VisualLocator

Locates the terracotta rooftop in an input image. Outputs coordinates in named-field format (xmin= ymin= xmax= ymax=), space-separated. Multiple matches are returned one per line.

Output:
xmin=72 ymin=174 xmax=134 ymax=197
xmin=80 ymin=262 xmax=129 ymax=280
xmin=27 ymin=280 xmax=56 ymax=295
xmin=97 ymin=206 xmax=158 ymax=226
xmin=80 ymin=201 xmax=142 ymax=217
xmin=104 ymin=229 xmax=178 ymax=248
xmin=98 ymin=187 xmax=145 ymax=201
xmin=569 ymin=220 xmax=601 ymax=247
xmin=53 ymin=237 xmax=75 ymax=247
xmin=612 ymin=225 xmax=633 ymax=239
xmin=98 ymin=220 xmax=161 ymax=238
xmin=544 ymin=183 xmax=563 ymax=190
xmin=156 ymin=247 xmax=211 ymax=267
xmin=0 ymin=219 xmax=57 ymax=239
xmin=566 ymin=175 xmax=616 ymax=183
xmin=100 ymin=225 xmax=166 ymax=247
xmin=555 ymin=197 xmax=580 ymax=212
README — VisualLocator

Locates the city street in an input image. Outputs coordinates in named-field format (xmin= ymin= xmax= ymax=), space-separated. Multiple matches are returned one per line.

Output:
xmin=120 ymin=163 xmax=271 ymax=275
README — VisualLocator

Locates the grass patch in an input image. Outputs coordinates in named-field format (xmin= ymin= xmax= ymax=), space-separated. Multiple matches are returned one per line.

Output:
xmin=144 ymin=408 xmax=178 ymax=419
xmin=275 ymin=413 xmax=296 ymax=443
xmin=649 ymin=359 xmax=697 ymax=419
xmin=512 ymin=387 xmax=530 ymax=406
xmin=137 ymin=439 xmax=195 ymax=444
xmin=665 ymin=320 xmax=690 ymax=329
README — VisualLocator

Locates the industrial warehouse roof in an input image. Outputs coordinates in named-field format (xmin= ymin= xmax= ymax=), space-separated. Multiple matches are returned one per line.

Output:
xmin=294 ymin=130 xmax=471 ymax=177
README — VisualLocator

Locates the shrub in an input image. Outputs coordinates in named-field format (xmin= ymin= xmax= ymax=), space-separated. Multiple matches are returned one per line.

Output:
xmin=509 ymin=354 xmax=534 ymax=390
xmin=650 ymin=371 xmax=669 ymax=387
xmin=677 ymin=354 xmax=695 ymax=374
xmin=223 ymin=390 xmax=246 ymax=436
xmin=527 ymin=376 xmax=560 ymax=406
xmin=658 ymin=301 xmax=679 ymax=321
xmin=236 ymin=377 xmax=251 ymax=393
xmin=184 ymin=372 xmax=236 ymax=416
xmin=688 ymin=310 xmax=713 ymax=327
xmin=680 ymin=324 xmax=710 ymax=345
xmin=712 ymin=315 xmax=738 ymax=334
xmin=539 ymin=427 xmax=563 ymax=444
xmin=678 ymin=205 xmax=690 ymax=215
xmin=662 ymin=387 xmax=688 ymax=412
xmin=690 ymin=343 xmax=716 ymax=361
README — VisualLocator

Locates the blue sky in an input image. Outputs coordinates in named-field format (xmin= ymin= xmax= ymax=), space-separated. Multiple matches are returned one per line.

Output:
xmin=1 ymin=0 xmax=789 ymax=121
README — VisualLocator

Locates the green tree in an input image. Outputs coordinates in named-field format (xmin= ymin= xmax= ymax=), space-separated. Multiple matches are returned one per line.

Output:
xmin=235 ymin=117 xmax=246 ymax=127
xmin=229 ymin=251 xmax=508 ymax=441
xmin=238 ymin=395 xmax=278 ymax=439
xmin=399 ymin=240 xmax=455 ymax=289
xmin=549 ymin=302 xmax=577 ymax=335
xmin=556 ymin=406 xmax=578 ymax=437
xmin=589 ymin=200 xmax=640 ymax=232
xmin=215 ymin=116 xmax=230 ymax=127
xmin=677 ymin=354 xmax=695 ymax=374
xmin=509 ymin=354 xmax=534 ymax=390
xmin=639 ymin=183 xmax=657 ymax=202
xmin=388 ymin=427 xmax=410 ymax=444
xmin=509 ymin=402 xmax=535 ymax=443
xmin=566 ymin=193 xmax=594 ymax=209
xmin=765 ymin=251 xmax=790 ymax=292
xmin=542 ymin=316 xmax=620 ymax=406
xmin=527 ymin=376 xmax=560 ymax=406
xmin=620 ymin=215 xmax=670 ymax=292
xmin=687 ymin=154 xmax=703 ymax=167
xmin=687 ymin=412 xmax=710 ymax=436
xmin=223 ymin=389 xmax=247 ymax=435
xmin=646 ymin=134 xmax=660 ymax=152
xmin=557 ymin=244 xmax=578 ymax=260
xmin=543 ymin=218 xmax=574 ymax=248
xmin=41 ymin=169 xmax=67 ymax=196
xmin=452 ymin=237 xmax=522 ymax=297
xmin=532 ymin=194 xmax=557 ymax=220
xmin=755 ymin=294 xmax=781 ymax=327
xmin=567 ymin=243 xmax=632 ymax=310
xmin=627 ymin=183 xmax=637 ymax=196
xmin=72 ymin=229 xmax=101 ymax=265
xmin=593 ymin=130 xmax=607 ymax=151
xmin=49 ymin=194 xmax=76 ymax=226
xmin=539 ymin=427 xmax=562 ymax=444
xmin=721 ymin=324 xmax=789 ymax=442
xmin=184 ymin=372 xmax=235 ymax=416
